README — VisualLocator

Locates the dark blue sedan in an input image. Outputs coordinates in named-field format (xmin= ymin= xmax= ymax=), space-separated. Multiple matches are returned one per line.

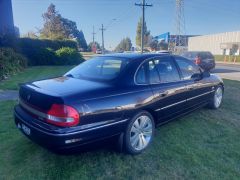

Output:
xmin=14 ymin=53 xmax=224 ymax=154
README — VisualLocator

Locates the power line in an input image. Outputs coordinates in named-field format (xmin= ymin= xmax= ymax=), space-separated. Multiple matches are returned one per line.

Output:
xmin=92 ymin=26 xmax=96 ymax=43
xmin=135 ymin=0 xmax=153 ymax=53
xmin=105 ymin=18 xmax=116 ymax=30
xmin=99 ymin=24 xmax=106 ymax=54
xmin=104 ymin=6 xmax=136 ymax=31
xmin=101 ymin=7 xmax=137 ymax=50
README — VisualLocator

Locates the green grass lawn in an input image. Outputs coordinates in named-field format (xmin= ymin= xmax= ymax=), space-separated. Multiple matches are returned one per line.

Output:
xmin=214 ymin=55 xmax=240 ymax=63
xmin=0 ymin=66 xmax=73 ymax=90
xmin=0 ymin=67 xmax=240 ymax=179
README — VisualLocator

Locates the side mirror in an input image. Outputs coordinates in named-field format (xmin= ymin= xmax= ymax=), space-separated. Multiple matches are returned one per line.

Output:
xmin=202 ymin=71 xmax=210 ymax=78
xmin=191 ymin=73 xmax=202 ymax=81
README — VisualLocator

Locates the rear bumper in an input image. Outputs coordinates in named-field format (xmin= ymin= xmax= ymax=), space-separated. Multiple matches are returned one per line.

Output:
xmin=14 ymin=105 xmax=127 ymax=150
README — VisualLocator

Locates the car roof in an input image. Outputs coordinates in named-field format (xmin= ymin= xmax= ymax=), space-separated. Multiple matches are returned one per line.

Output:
xmin=99 ymin=53 xmax=167 ymax=60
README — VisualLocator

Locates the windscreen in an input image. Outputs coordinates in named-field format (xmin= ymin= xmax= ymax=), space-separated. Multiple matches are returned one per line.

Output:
xmin=181 ymin=52 xmax=198 ymax=59
xmin=65 ymin=57 xmax=129 ymax=81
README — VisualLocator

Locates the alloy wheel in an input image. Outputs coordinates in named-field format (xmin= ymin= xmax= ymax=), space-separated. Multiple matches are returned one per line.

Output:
xmin=130 ymin=115 xmax=153 ymax=151
xmin=214 ymin=87 xmax=223 ymax=108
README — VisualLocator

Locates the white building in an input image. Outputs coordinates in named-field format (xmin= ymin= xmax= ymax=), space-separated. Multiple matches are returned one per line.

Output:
xmin=188 ymin=31 xmax=240 ymax=55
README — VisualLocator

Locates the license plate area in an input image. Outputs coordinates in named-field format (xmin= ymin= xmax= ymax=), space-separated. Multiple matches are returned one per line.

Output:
xmin=18 ymin=123 xmax=31 ymax=135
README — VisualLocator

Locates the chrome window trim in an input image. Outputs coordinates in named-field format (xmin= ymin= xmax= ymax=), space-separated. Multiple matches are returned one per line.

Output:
xmin=187 ymin=90 xmax=215 ymax=101
xmin=155 ymin=99 xmax=186 ymax=111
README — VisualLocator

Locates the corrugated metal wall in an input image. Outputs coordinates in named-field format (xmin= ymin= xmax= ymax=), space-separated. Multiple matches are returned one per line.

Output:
xmin=188 ymin=31 xmax=240 ymax=55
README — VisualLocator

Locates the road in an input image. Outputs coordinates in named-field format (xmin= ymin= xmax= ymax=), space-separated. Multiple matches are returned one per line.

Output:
xmin=212 ymin=63 xmax=240 ymax=81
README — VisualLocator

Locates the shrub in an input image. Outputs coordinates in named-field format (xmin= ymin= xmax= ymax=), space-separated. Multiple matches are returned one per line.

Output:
xmin=55 ymin=47 xmax=84 ymax=65
xmin=0 ymin=35 xmax=18 ymax=49
xmin=26 ymin=47 xmax=84 ymax=66
xmin=0 ymin=48 xmax=27 ymax=80
xmin=27 ymin=47 xmax=57 ymax=66
xmin=17 ymin=38 xmax=78 ymax=51
xmin=17 ymin=38 xmax=79 ymax=65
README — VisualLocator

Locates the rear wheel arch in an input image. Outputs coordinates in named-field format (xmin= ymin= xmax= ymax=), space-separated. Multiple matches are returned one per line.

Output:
xmin=126 ymin=108 xmax=158 ymax=126
xmin=141 ymin=108 xmax=158 ymax=126
xmin=208 ymin=84 xmax=223 ymax=109
xmin=219 ymin=82 xmax=224 ymax=92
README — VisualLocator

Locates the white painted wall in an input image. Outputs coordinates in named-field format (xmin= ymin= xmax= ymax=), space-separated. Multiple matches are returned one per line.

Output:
xmin=188 ymin=31 xmax=240 ymax=55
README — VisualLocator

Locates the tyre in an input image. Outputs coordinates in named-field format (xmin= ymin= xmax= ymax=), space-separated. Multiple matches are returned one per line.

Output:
xmin=124 ymin=111 xmax=155 ymax=155
xmin=208 ymin=85 xmax=223 ymax=109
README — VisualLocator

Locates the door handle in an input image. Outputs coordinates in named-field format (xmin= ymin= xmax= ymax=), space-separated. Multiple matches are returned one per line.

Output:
xmin=158 ymin=91 xmax=168 ymax=97
xmin=187 ymin=86 xmax=194 ymax=91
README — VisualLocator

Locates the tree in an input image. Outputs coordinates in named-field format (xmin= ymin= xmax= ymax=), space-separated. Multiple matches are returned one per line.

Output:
xmin=40 ymin=4 xmax=65 ymax=39
xmin=75 ymin=30 xmax=88 ymax=51
xmin=149 ymin=40 xmax=158 ymax=51
xmin=22 ymin=31 xmax=38 ymax=39
xmin=115 ymin=37 xmax=132 ymax=52
xmin=136 ymin=17 xmax=150 ymax=48
xmin=40 ymin=4 xmax=88 ymax=51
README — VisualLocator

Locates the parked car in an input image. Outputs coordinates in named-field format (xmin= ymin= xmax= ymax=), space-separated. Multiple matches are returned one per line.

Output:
xmin=96 ymin=49 xmax=102 ymax=54
xmin=14 ymin=53 xmax=224 ymax=155
xmin=181 ymin=51 xmax=215 ymax=71
xmin=155 ymin=50 xmax=170 ymax=54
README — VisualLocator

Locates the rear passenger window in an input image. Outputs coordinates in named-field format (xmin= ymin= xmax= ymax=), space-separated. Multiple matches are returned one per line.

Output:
xmin=148 ymin=60 xmax=161 ymax=83
xmin=175 ymin=57 xmax=200 ymax=80
xmin=153 ymin=57 xmax=180 ymax=83
xmin=136 ymin=65 xmax=147 ymax=84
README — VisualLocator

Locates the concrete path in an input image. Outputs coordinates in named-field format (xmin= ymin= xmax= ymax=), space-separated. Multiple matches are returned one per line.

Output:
xmin=0 ymin=90 xmax=18 ymax=101
xmin=213 ymin=63 xmax=240 ymax=81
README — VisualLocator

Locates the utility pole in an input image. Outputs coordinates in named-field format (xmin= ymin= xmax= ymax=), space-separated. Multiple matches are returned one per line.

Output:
xmin=135 ymin=0 xmax=152 ymax=53
xmin=92 ymin=26 xmax=96 ymax=44
xmin=99 ymin=24 xmax=106 ymax=54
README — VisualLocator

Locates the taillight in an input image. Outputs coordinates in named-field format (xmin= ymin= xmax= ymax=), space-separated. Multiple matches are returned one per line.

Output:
xmin=46 ymin=104 xmax=80 ymax=127
xmin=195 ymin=56 xmax=201 ymax=65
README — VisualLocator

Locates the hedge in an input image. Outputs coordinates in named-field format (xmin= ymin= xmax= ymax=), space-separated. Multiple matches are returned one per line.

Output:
xmin=17 ymin=38 xmax=78 ymax=51
xmin=16 ymin=38 xmax=79 ymax=65
xmin=24 ymin=47 xmax=84 ymax=66
xmin=0 ymin=37 xmax=84 ymax=66
xmin=26 ymin=47 xmax=57 ymax=66
xmin=0 ymin=48 xmax=27 ymax=80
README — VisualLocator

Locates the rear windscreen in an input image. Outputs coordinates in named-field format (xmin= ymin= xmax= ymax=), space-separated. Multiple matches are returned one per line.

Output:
xmin=65 ymin=57 xmax=129 ymax=81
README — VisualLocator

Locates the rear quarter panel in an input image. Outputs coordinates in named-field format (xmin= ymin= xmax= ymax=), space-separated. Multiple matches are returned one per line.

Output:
xmin=69 ymin=85 xmax=154 ymax=129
